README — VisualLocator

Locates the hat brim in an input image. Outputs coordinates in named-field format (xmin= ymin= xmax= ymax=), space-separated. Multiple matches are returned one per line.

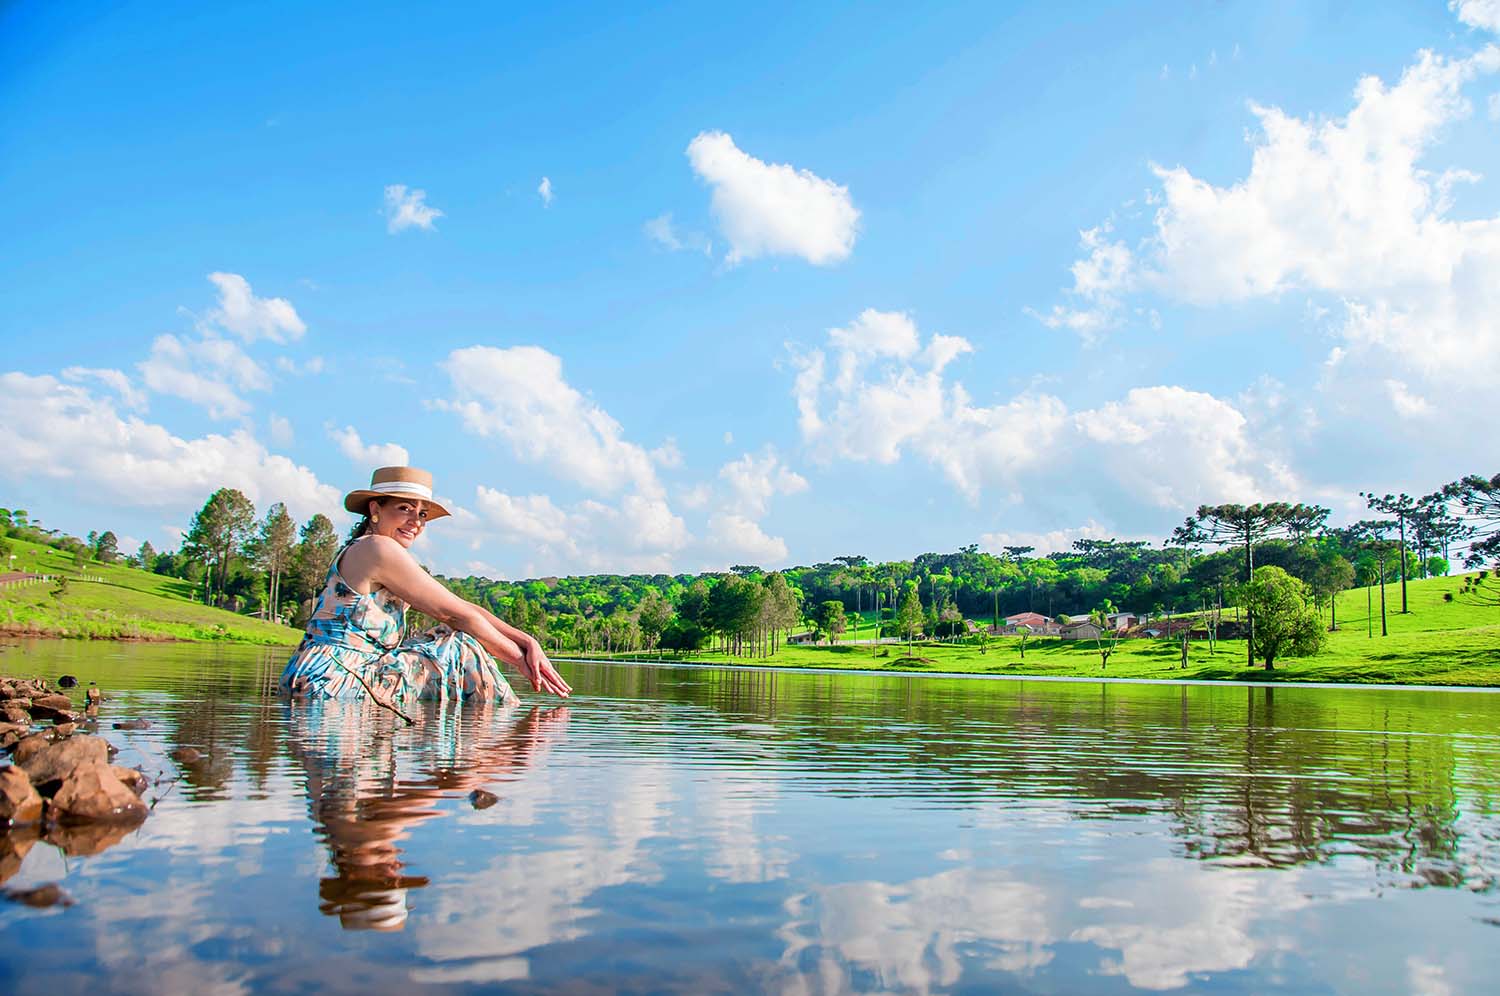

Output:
xmin=344 ymin=489 xmax=451 ymax=520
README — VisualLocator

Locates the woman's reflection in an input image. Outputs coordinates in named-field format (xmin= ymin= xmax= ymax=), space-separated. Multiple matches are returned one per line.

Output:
xmin=285 ymin=700 xmax=569 ymax=931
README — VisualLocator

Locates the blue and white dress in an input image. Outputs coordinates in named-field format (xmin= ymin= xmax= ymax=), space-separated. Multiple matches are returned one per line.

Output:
xmin=279 ymin=539 xmax=518 ymax=706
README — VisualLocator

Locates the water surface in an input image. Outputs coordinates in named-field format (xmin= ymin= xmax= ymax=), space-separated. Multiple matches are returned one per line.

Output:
xmin=1 ymin=639 xmax=1498 ymax=993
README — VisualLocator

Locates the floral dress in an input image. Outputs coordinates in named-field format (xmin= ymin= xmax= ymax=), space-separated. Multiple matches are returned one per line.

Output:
xmin=279 ymin=541 xmax=519 ymax=706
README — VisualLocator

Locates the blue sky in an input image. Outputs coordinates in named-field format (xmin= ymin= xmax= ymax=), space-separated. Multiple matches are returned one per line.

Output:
xmin=3 ymin=1 xmax=1498 ymax=577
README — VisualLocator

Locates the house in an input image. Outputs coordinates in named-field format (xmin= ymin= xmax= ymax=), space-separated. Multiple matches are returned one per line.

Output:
xmin=1105 ymin=612 xmax=1140 ymax=631
xmin=1000 ymin=611 xmax=1060 ymax=636
xmin=1059 ymin=619 xmax=1103 ymax=640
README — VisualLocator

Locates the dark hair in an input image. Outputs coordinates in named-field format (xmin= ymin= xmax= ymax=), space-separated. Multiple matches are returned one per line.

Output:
xmin=346 ymin=498 xmax=389 ymax=543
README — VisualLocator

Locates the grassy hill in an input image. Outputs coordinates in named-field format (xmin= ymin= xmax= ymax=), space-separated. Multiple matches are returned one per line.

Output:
xmin=0 ymin=536 xmax=301 ymax=644
xmin=571 ymin=572 xmax=1500 ymax=687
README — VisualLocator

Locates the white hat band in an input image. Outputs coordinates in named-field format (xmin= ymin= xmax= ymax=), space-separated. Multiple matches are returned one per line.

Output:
xmin=370 ymin=481 xmax=433 ymax=500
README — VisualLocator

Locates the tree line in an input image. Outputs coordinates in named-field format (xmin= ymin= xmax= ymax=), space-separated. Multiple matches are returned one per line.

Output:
xmin=2 ymin=471 xmax=1494 ymax=663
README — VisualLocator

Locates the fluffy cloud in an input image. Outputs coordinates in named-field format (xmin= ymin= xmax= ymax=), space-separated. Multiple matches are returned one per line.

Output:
xmin=327 ymin=424 xmax=410 ymax=467
xmin=795 ymin=309 xmax=1294 ymax=517
xmin=1038 ymin=36 xmax=1500 ymax=381
xmin=61 ymin=366 xmax=146 ymax=411
xmin=384 ymin=184 xmax=444 ymax=233
xmin=205 ymin=272 xmax=305 ymax=343
xmin=1453 ymin=0 xmax=1500 ymax=33
xmin=643 ymin=213 xmax=711 ymax=255
xmin=0 ymin=372 xmax=340 ymax=521
xmin=436 ymin=345 xmax=665 ymax=498
xmin=718 ymin=448 xmax=807 ymax=518
xmin=138 ymin=332 xmax=271 ymax=419
xmin=537 ymin=176 xmax=553 ymax=206
xmin=686 ymin=130 xmax=858 ymax=265
xmin=472 ymin=486 xmax=688 ymax=575
xmin=705 ymin=513 xmax=789 ymax=565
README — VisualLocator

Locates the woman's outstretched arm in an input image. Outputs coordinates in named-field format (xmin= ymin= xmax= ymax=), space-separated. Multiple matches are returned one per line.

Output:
xmin=353 ymin=536 xmax=572 ymax=697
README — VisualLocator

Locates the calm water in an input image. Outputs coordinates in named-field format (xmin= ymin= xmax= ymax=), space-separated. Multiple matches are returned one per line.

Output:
xmin=1 ymin=640 xmax=1498 ymax=994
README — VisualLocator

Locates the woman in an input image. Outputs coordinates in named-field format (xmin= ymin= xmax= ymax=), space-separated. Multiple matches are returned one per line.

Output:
xmin=279 ymin=466 xmax=571 ymax=707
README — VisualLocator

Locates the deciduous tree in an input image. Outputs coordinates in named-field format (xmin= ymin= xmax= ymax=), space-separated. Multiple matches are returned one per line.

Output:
xmin=1241 ymin=566 xmax=1326 ymax=670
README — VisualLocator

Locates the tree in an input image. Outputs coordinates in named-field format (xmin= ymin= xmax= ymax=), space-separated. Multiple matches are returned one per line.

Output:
xmin=636 ymin=588 xmax=674 ymax=655
xmin=288 ymin=513 xmax=339 ymax=623
xmin=94 ymin=530 xmax=119 ymax=563
xmin=183 ymin=488 xmax=257 ymax=606
xmin=1089 ymin=605 xmax=1121 ymax=669
xmin=762 ymin=572 xmax=801 ymax=654
xmin=1361 ymin=492 xmax=1419 ymax=614
xmin=1241 ymin=566 xmax=1326 ymax=669
xmin=134 ymin=540 xmax=158 ymax=572
xmin=1172 ymin=502 xmax=1330 ymax=668
xmin=253 ymin=503 xmax=297 ymax=621
xmin=1444 ymin=472 xmax=1500 ymax=567
xmin=814 ymin=600 xmax=847 ymax=645
xmin=897 ymin=585 xmax=923 ymax=657
xmin=1310 ymin=552 xmax=1355 ymax=632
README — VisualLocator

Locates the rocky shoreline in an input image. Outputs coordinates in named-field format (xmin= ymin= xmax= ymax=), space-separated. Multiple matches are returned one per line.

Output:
xmin=0 ymin=674 xmax=162 ymax=908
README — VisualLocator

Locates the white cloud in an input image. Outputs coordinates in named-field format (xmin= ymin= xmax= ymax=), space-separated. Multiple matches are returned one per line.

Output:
xmin=268 ymin=414 xmax=294 ymax=446
xmin=686 ymin=130 xmax=859 ymax=265
xmin=718 ymin=448 xmax=807 ymax=518
xmin=61 ymin=366 xmax=146 ymax=411
xmin=275 ymin=355 xmax=325 ymax=376
xmin=795 ymin=309 xmax=1295 ymax=515
xmin=537 ymin=176 xmax=553 ymax=206
xmin=327 ymin=424 xmax=410 ymax=467
xmin=472 ymin=486 xmax=688 ymax=575
xmin=1453 ymin=0 xmax=1500 ymax=33
xmin=1040 ymin=40 xmax=1500 ymax=380
xmin=705 ymin=513 xmax=788 ymax=565
xmin=384 ymin=183 xmax=444 ymax=233
xmin=205 ymin=272 xmax=305 ymax=343
xmin=0 ymin=372 xmax=340 ymax=521
xmin=436 ymin=345 xmax=665 ymax=498
xmin=643 ymin=212 xmax=711 ymax=254
xmin=1383 ymin=378 xmax=1433 ymax=418
xmin=138 ymin=332 xmax=271 ymax=420
xmin=981 ymin=520 xmax=1114 ymax=557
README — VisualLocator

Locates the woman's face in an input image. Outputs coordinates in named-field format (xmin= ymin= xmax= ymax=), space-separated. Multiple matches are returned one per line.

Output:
xmin=370 ymin=498 xmax=429 ymax=548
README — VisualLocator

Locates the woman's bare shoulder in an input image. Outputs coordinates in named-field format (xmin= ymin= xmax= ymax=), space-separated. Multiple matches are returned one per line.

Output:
xmin=339 ymin=535 xmax=410 ymax=584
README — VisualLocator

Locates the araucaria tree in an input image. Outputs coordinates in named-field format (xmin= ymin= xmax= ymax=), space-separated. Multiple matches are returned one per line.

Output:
xmin=1241 ymin=565 xmax=1326 ymax=670
xmin=1444 ymin=473 xmax=1500 ymax=566
xmin=1360 ymin=491 xmax=1419 ymax=614
xmin=184 ymin=488 xmax=257 ymax=606
xmin=1172 ymin=502 xmax=1329 ymax=668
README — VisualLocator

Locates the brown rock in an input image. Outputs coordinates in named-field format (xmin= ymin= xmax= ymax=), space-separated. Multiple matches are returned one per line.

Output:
xmin=170 ymin=747 xmax=204 ymax=764
xmin=53 ymin=723 xmax=76 ymax=737
xmin=19 ymin=734 xmax=109 ymax=787
xmin=44 ymin=820 xmax=134 ymax=857
xmin=10 ymin=732 xmax=54 ymax=765
xmin=3 ymin=883 xmax=74 ymax=908
xmin=110 ymin=766 xmax=148 ymax=796
xmin=30 ymin=694 xmax=73 ymax=712
xmin=27 ymin=704 xmax=74 ymax=724
xmin=469 ymin=788 xmax=499 ymax=810
xmin=112 ymin=718 xmax=150 ymax=730
xmin=0 ymin=767 xmax=43 ymax=825
xmin=0 ymin=826 xmax=40 ymax=884
xmin=85 ymin=686 xmax=103 ymax=706
xmin=0 ymin=707 xmax=27 ymax=725
xmin=0 ymin=723 xmax=28 ymax=751
xmin=48 ymin=763 xmax=148 ymax=824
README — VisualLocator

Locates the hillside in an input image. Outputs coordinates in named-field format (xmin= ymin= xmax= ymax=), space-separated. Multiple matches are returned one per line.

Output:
xmin=0 ymin=537 xmax=302 ymax=644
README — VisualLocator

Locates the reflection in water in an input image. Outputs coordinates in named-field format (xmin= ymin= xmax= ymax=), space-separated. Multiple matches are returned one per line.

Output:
xmin=285 ymin=700 xmax=569 ymax=931
xmin=1 ymin=641 xmax=1498 ymax=993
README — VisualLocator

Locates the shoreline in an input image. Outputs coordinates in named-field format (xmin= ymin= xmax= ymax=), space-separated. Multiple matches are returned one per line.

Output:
xmin=552 ymin=654 xmax=1500 ymax=692
xmin=0 ymin=627 xmax=298 ymax=647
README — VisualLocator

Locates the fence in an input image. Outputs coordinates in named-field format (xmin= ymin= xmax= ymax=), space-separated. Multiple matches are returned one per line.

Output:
xmin=0 ymin=573 xmax=54 ymax=590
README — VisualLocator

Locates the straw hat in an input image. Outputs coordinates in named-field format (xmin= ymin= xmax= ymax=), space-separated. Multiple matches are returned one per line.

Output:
xmin=343 ymin=466 xmax=451 ymax=520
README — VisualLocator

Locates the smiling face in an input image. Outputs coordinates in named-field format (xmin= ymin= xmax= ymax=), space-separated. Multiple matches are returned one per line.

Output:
xmin=368 ymin=497 xmax=429 ymax=548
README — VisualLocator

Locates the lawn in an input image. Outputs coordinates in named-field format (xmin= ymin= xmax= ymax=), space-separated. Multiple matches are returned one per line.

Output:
xmin=1 ymin=537 xmax=302 ymax=644
xmin=567 ymin=572 xmax=1500 ymax=687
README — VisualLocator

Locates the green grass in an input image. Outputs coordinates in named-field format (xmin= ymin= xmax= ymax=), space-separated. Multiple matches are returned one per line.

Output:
xmin=0 ymin=537 xmax=301 ymax=644
xmin=570 ymin=572 xmax=1500 ymax=687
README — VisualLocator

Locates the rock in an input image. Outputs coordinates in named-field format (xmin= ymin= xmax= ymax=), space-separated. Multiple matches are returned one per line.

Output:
xmin=53 ymin=723 xmax=76 ymax=737
xmin=0 ymin=767 xmax=43 ymax=825
xmin=112 ymin=719 xmax=150 ymax=731
xmin=170 ymin=747 xmax=203 ymax=764
xmin=27 ymin=703 xmax=74 ymax=724
xmin=57 ymin=675 xmax=78 ymax=689
xmin=0 ymin=827 xmax=40 ymax=884
xmin=44 ymin=819 xmax=134 ymax=857
xmin=10 ymin=733 xmax=54 ymax=766
xmin=3 ymin=883 xmax=74 ymax=908
xmin=110 ymin=766 xmax=148 ymax=796
xmin=20 ymin=735 xmax=109 ymax=787
xmin=85 ymin=685 xmax=103 ymax=707
xmin=48 ymin=763 xmax=148 ymax=824
xmin=469 ymin=788 xmax=499 ymax=810
xmin=30 ymin=694 xmax=74 ymax=712
xmin=0 ymin=707 xmax=27 ymax=725
xmin=0 ymin=723 xmax=29 ymax=751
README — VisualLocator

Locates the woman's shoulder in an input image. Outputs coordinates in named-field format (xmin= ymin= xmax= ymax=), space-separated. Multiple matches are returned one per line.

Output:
xmin=339 ymin=535 xmax=411 ymax=582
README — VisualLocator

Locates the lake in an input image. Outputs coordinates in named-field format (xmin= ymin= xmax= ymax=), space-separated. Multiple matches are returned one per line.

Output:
xmin=1 ymin=639 xmax=1498 ymax=994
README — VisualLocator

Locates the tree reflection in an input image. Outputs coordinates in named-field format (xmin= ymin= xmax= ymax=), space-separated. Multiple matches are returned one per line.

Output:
xmin=284 ymin=700 xmax=569 ymax=931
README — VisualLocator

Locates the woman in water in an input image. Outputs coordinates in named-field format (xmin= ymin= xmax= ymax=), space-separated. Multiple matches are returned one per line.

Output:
xmin=279 ymin=466 xmax=571 ymax=708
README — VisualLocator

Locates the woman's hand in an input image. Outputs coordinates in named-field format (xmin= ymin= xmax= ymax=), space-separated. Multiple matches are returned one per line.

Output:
xmin=520 ymin=639 xmax=572 ymax=698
